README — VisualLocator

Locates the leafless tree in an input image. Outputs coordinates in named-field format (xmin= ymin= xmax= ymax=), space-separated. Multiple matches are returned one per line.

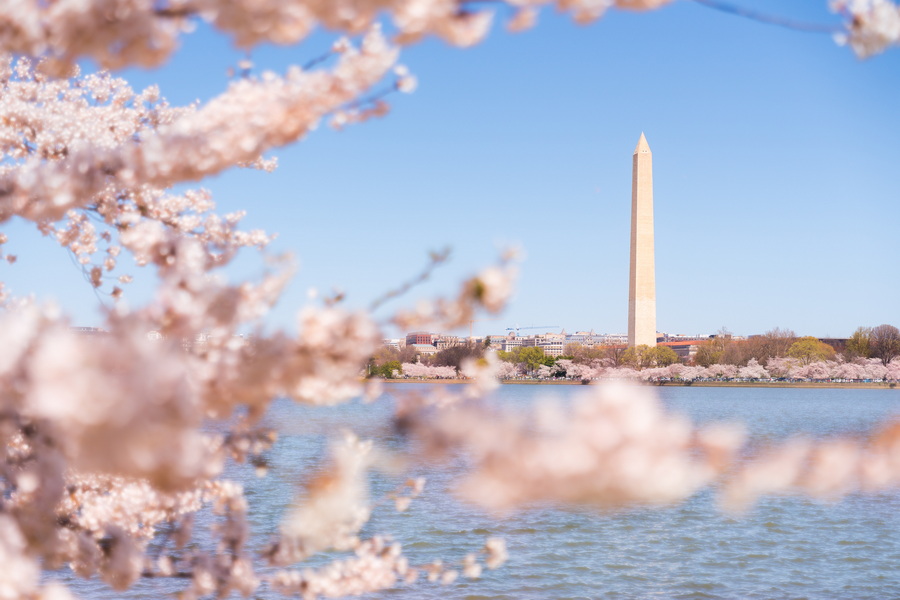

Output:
xmin=870 ymin=324 xmax=900 ymax=367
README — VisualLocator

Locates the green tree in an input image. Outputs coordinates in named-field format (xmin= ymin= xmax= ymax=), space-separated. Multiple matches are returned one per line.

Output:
xmin=497 ymin=346 xmax=546 ymax=374
xmin=382 ymin=360 xmax=402 ymax=378
xmin=692 ymin=340 xmax=723 ymax=367
xmin=623 ymin=345 xmax=655 ymax=370
xmin=369 ymin=346 xmax=418 ymax=377
xmin=845 ymin=326 xmax=872 ymax=359
xmin=367 ymin=359 xmax=402 ymax=379
xmin=649 ymin=346 xmax=679 ymax=367
xmin=786 ymin=337 xmax=835 ymax=365
xmin=519 ymin=346 xmax=547 ymax=374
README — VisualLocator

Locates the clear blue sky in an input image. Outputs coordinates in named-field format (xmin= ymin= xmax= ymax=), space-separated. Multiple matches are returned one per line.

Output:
xmin=4 ymin=1 xmax=898 ymax=339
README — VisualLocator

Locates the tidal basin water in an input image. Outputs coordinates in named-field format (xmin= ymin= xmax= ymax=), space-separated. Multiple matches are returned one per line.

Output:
xmin=69 ymin=384 xmax=900 ymax=599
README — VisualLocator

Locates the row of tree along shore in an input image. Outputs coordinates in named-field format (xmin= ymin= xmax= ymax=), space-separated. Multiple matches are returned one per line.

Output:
xmin=368 ymin=325 xmax=900 ymax=384
xmin=384 ymin=379 xmax=897 ymax=389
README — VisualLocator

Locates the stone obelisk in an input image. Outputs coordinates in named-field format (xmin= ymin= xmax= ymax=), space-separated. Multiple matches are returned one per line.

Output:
xmin=628 ymin=133 xmax=657 ymax=348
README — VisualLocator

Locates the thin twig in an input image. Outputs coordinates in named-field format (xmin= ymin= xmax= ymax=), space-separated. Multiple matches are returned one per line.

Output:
xmin=303 ymin=50 xmax=334 ymax=71
xmin=368 ymin=248 xmax=452 ymax=312
xmin=344 ymin=84 xmax=397 ymax=111
xmin=689 ymin=0 xmax=841 ymax=34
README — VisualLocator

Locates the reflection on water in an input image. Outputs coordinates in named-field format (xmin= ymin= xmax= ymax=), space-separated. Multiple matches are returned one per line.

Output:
xmin=62 ymin=384 xmax=900 ymax=599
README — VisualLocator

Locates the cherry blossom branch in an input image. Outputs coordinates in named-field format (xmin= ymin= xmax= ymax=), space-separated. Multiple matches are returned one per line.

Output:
xmin=0 ymin=0 xmax=894 ymax=70
xmin=0 ymin=29 xmax=399 ymax=224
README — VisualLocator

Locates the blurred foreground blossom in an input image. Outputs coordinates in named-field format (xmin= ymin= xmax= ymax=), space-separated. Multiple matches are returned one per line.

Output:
xmin=0 ymin=0 xmax=898 ymax=598
xmin=723 ymin=419 xmax=900 ymax=511
xmin=270 ymin=433 xmax=373 ymax=565
xmin=833 ymin=0 xmax=900 ymax=56
xmin=405 ymin=382 xmax=746 ymax=511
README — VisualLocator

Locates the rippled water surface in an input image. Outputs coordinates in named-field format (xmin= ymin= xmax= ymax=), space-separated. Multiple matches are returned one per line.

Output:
xmin=67 ymin=384 xmax=900 ymax=599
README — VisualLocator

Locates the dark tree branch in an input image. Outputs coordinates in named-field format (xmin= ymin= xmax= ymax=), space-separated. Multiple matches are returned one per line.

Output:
xmin=689 ymin=0 xmax=841 ymax=34
xmin=369 ymin=248 xmax=452 ymax=312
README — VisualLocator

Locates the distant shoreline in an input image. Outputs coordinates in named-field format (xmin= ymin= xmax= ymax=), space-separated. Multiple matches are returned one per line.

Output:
xmin=379 ymin=379 xmax=898 ymax=389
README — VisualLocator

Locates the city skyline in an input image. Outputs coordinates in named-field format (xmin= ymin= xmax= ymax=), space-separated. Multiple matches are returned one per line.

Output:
xmin=0 ymin=4 xmax=896 ymax=339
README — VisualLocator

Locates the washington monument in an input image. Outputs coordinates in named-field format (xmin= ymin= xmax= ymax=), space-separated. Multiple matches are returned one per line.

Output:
xmin=628 ymin=133 xmax=657 ymax=348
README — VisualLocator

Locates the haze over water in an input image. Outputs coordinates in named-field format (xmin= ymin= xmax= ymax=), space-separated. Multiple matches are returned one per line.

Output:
xmin=68 ymin=384 xmax=900 ymax=599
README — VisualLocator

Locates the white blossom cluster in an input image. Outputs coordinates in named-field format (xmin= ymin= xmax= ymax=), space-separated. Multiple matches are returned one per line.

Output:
xmin=0 ymin=24 xmax=510 ymax=597
xmin=833 ymin=0 xmax=900 ymax=56
xmin=0 ymin=0 xmax=894 ymax=75
xmin=0 ymin=29 xmax=399 ymax=226
xmin=401 ymin=362 xmax=458 ymax=378
xmin=0 ymin=0 xmax=669 ymax=71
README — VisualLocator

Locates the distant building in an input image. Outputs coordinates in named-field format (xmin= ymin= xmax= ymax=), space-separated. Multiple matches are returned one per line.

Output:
xmin=500 ymin=335 xmax=525 ymax=352
xmin=383 ymin=338 xmax=404 ymax=350
xmin=565 ymin=331 xmax=599 ymax=347
xmin=565 ymin=332 xmax=628 ymax=347
xmin=405 ymin=331 xmax=435 ymax=346
xmin=603 ymin=333 xmax=629 ymax=346
xmin=657 ymin=340 xmax=702 ymax=361
xmin=660 ymin=333 xmax=707 ymax=342
xmin=515 ymin=333 xmax=567 ymax=357
xmin=535 ymin=333 xmax=566 ymax=357
xmin=435 ymin=335 xmax=463 ymax=350
xmin=409 ymin=343 xmax=437 ymax=356
xmin=406 ymin=328 xmax=710 ymax=360
xmin=819 ymin=338 xmax=848 ymax=353
xmin=483 ymin=335 xmax=505 ymax=350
